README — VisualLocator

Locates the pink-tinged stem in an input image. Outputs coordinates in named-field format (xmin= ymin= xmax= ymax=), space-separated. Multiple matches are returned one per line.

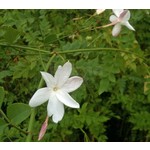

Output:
xmin=96 ymin=20 xmax=119 ymax=29
xmin=38 ymin=116 xmax=49 ymax=141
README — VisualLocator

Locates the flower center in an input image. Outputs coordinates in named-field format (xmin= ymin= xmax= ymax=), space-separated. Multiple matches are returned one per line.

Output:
xmin=53 ymin=86 xmax=58 ymax=91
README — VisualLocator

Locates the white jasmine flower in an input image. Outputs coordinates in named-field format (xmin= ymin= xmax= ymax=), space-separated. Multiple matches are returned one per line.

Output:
xmin=109 ymin=9 xmax=135 ymax=36
xmin=29 ymin=61 xmax=83 ymax=123
xmin=96 ymin=9 xmax=106 ymax=15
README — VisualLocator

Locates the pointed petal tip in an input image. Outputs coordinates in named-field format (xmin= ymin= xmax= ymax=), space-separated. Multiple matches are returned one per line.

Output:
xmin=29 ymin=101 xmax=33 ymax=107
xmin=124 ymin=21 xmax=135 ymax=31
xmin=40 ymin=71 xmax=46 ymax=75
xmin=76 ymin=104 xmax=80 ymax=108
xmin=65 ymin=60 xmax=72 ymax=66
xmin=56 ymin=91 xmax=80 ymax=108
xmin=80 ymin=77 xmax=84 ymax=83
xmin=96 ymin=9 xmax=106 ymax=15
xmin=52 ymin=117 xmax=60 ymax=123
xmin=52 ymin=113 xmax=64 ymax=123
xmin=40 ymin=71 xmax=45 ymax=75
xmin=29 ymin=99 xmax=37 ymax=107
xmin=40 ymin=71 xmax=47 ymax=77
xmin=132 ymin=27 xmax=135 ymax=31
xmin=72 ymin=102 xmax=80 ymax=109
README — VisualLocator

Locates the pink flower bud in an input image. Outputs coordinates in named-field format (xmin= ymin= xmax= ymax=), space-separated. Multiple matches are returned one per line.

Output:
xmin=38 ymin=116 xmax=49 ymax=141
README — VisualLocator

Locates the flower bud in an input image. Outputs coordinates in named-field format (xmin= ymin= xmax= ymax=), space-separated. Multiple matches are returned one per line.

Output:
xmin=38 ymin=116 xmax=49 ymax=141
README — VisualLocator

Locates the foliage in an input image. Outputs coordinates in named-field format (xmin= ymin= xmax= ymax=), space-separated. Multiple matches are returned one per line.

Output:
xmin=0 ymin=9 xmax=150 ymax=142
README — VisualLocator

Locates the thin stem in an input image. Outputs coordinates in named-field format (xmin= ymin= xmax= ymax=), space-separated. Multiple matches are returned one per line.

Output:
xmin=58 ymin=48 xmax=131 ymax=54
xmin=0 ymin=42 xmax=145 ymax=62
xmin=58 ymin=53 xmax=65 ymax=62
xmin=0 ymin=43 xmax=50 ymax=54
xmin=25 ymin=54 xmax=56 ymax=142
xmin=87 ymin=34 xmax=102 ymax=47
xmin=80 ymin=128 xmax=89 ymax=142
xmin=39 ymin=51 xmax=46 ymax=71
xmin=58 ymin=47 xmax=144 ymax=60
xmin=95 ymin=20 xmax=118 ymax=29
xmin=0 ymin=109 xmax=10 ymax=123
xmin=57 ymin=47 xmax=147 ymax=65
xmin=0 ymin=109 xmax=28 ymax=135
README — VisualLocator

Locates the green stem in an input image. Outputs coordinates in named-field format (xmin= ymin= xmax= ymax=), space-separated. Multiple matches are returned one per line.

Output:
xmin=0 ymin=109 xmax=28 ymax=135
xmin=80 ymin=128 xmax=89 ymax=142
xmin=25 ymin=54 xmax=56 ymax=142
xmin=0 ymin=109 xmax=10 ymax=123
xmin=58 ymin=47 xmax=145 ymax=61
xmin=0 ymin=43 xmax=49 ymax=54
xmin=0 ymin=42 xmax=145 ymax=62
xmin=59 ymin=47 xmax=132 ymax=54
xmin=0 ymin=42 xmax=146 ymax=64
xmin=1 ymin=42 xmax=145 ymax=62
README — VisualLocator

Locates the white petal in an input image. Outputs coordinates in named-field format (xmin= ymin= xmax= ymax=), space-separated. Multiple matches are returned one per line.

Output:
xmin=40 ymin=72 xmax=55 ymax=88
xmin=96 ymin=9 xmax=105 ymax=15
xmin=109 ymin=15 xmax=118 ymax=23
xmin=54 ymin=61 xmax=72 ymax=87
xmin=54 ymin=65 xmax=62 ymax=80
xmin=112 ymin=9 xmax=124 ymax=17
xmin=47 ymin=94 xmax=64 ymax=123
xmin=56 ymin=90 xmax=79 ymax=108
xmin=120 ymin=10 xmax=130 ymax=22
xmin=29 ymin=88 xmax=50 ymax=107
xmin=62 ymin=76 xmax=83 ymax=93
xmin=123 ymin=21 xmax=135 ymax=31
xmin=112 ymin=23 xmax=122 ymax=37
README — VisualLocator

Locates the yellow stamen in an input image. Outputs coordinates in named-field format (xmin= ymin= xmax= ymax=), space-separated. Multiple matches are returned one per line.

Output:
xmin=53 ymin=87 xmax=58 ymax=91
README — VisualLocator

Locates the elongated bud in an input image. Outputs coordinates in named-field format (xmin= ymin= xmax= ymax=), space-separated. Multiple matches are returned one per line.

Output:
xmin=38 ymin=116 xmax=49 ymax=141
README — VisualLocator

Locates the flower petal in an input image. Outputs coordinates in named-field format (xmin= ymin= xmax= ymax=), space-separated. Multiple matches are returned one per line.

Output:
xmin=109 ymin=15 xmax=118 ymax=23
xmin=54 ymin=61 xmax=72 ymax=87
xmin=123 ymin=21 xmax=135 ymax=31
xmin=56 ymin=90 xmax=79 ymax=108
xmin=29 ymin=88 xmax=50 ymax=107
xmin=96 ymin=9 xmax=105 ymax=15
xmin=62 ymin=76 xmax=83 ymax=93
xmin=112 ymin=23 xmax=122 ymax=37
xmin=113 ymin=9 xmax=124 ymax=17
xmin=54 ymin=65 xmax=62 ymax=80
xmin=40 ymin=72 xmax=55 ymax=88
xmin=120 ymin=10 xmax=130 ymax=22
xmin=47 ymin=94 xmax=64 ymax=123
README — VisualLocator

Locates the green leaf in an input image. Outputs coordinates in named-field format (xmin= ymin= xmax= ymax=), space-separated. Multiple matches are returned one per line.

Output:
xmin=7 ymin=103 xmax=31 ymax=125
xmin=0 ymin=70 xmax=12 ymax=83
xmin=4 ymin=27 xmax=19 ymax=44
xmin=0 ymin=87 xmax=5 ymax=108
xmin=108 ymin=74 xmax=116 ymax=83
xmin=44 ymin=34 xmax=57 ymax=43
xmin=98 ymin=78 xmax=110 ymax=95
xmin=0 ymin=119 xmax=7 ymax=135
